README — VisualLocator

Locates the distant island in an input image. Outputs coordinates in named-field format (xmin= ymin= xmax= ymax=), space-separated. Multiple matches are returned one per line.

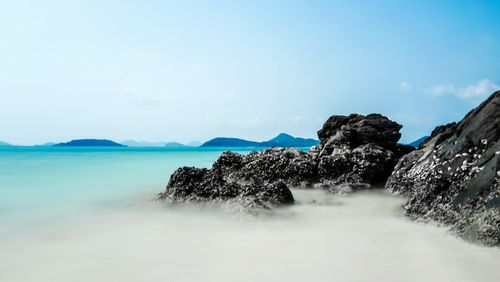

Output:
xmin=53 ymin=139 xmax=126 ymax=147
xmin=122 ymin=140 xmax=166 ymax=147
xmin=36 ymin=135 xmax=317 ymax=148
xmin=201 ymin=133 xmax=319 ymax=148
xmin=164 ymin=142 xmax=188 ymax=148
xmin=35 ymin=142 xmax=56 ymax=147
xmin=0 ymin=141 xmax=12 ymax=146
xmin=186 ymin=141 xmax=202 ymax=147
xmin=202 ymin=137 xmax=260 ymax=147
xmin=122 ymin=140 xmax=202 ymax=147
xmin=407 ymin=136 xmax=430 ymax=148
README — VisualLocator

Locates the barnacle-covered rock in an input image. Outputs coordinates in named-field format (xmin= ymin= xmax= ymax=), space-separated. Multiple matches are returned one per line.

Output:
xmin=386 ymin=91 xmax=500 ymax=246
xmin=159 ymin=113 xmax=411 ymax=208
xmin=158 ymin=166 xmax=294 ymax=208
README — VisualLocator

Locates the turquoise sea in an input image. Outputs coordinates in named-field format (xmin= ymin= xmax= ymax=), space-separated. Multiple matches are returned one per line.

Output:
xmin=0 ymin=146 xmax=253 ymax=228
xmin=1 ymin=146 xmax=500 ymax=282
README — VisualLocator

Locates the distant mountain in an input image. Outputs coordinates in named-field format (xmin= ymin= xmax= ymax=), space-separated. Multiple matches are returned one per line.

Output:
xmin=53 ymin=139 xmax=126 ymax=147
xmin=407 ymin=136 xmax=430 ymax=148
xmin=201 ymin=133 xmax=319 ymax=148
xmin=164 ymin=142 xmax=187 ymax=148
xmin=122 ymin=140 xmax=166 ymax=147
xmin=202 ymin=137 xmax=261 ymax=147
xmin=187 ymin=141 xmax=202 ymax=147
xmin=262 ymin=133 xmax=319 ymax=147
xmin=0 ymin=141 xmax=12 ymax=146
xmin=122 ymin=140 xmax=201 ymax=147
xmin=35 ymin=142 xmax=56 ymax=147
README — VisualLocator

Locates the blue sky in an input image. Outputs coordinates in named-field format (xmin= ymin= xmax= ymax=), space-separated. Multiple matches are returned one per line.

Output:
xmin=1 ymin=0 xmax=499 ymax=145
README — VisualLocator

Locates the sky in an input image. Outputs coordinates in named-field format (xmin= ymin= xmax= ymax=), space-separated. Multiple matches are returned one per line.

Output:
xmin=1 ymin=0 xmax=499 ymax=145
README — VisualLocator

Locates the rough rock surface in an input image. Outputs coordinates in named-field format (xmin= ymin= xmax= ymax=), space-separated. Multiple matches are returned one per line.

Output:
xmin=386 ymin=91 xmax=500 ymax=246
xmin=213 ymin=148 xmax=317 ymax=187
xmin=160 ymin=113 xmax=411 ymax=206
xmin=158 ymin=166 xmax=294 ymax=208
xmin=314 ymin=113 xmax=414 ymax=190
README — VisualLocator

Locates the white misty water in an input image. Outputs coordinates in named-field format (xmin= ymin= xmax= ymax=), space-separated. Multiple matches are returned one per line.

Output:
xmin=1 ymin=190 xmax=500 ymax=282
xmin=1 ymin=147 xmax=499 ymax=282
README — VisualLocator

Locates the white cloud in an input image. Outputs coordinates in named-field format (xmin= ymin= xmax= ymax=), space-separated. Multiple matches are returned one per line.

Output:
xmin=424 ymin=79 xmax=499 ymax=100
xmin=424 ymin=84 xmax=456 ymax=96
xmin=399 ymin=82 xmax=412 ymax=93
xmin=292 ymin=115 xmax=307 ymax=122
xmin=456 ymin=79 xmax=499 ymax=100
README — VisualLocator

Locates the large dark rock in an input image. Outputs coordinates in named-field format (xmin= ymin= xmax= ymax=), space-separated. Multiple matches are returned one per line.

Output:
xmin=158 ymin=148 xmax=313 ymax=207
xmin=317 ymin=114 xmax=403 ymax=149
xmin=213 ymin=148 xmax=317 ymax=187
xmin=158 ymin=166 xmax=294 ymax=208
xmin=159 ymin=113 xmax=410 ymax=207
xmin=314 ymin=114 xmax=413 ymax=190
xmin=386 ymin=91 xmax=500 ymax=246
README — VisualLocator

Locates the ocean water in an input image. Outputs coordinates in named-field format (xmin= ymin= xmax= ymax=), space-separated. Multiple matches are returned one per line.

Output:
xmin=1 ymin=146 xmax=500 ymax=282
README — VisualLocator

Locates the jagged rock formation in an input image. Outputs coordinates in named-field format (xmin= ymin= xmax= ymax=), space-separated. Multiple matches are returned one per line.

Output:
xmin=211 ymin=148 xmax=317 ymax=187
xmin=157 ymin=166 xmax=294 ymax=208
xmin=159 ymin=113 xmax=411 ymax=206
xmin=313 ymin=114 xmax=414 ymax=190
xmin=386 ymin=91 xmax=500 ymax=246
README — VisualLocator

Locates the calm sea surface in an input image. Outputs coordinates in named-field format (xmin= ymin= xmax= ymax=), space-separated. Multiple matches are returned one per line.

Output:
xmin=1 ymin=146 xmax=499 ymax=282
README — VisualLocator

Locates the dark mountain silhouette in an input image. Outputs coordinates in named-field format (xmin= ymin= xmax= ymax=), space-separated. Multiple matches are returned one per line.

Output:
xmin=53 ymin=139 xmax=126 ymax=147
xmin=261 ymin=133 xmax=319 ymax=147
xmin=201 ymin=137 xmax=261 ymax=147
xmin=201 ymin=133 xmax=319 ymax=148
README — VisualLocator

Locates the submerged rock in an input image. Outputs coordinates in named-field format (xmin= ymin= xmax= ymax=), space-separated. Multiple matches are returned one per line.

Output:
xmin=159 ymin=113 xmax=410 ymax=207
xmin=386 ymin=91 xmax=500 ymax=246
